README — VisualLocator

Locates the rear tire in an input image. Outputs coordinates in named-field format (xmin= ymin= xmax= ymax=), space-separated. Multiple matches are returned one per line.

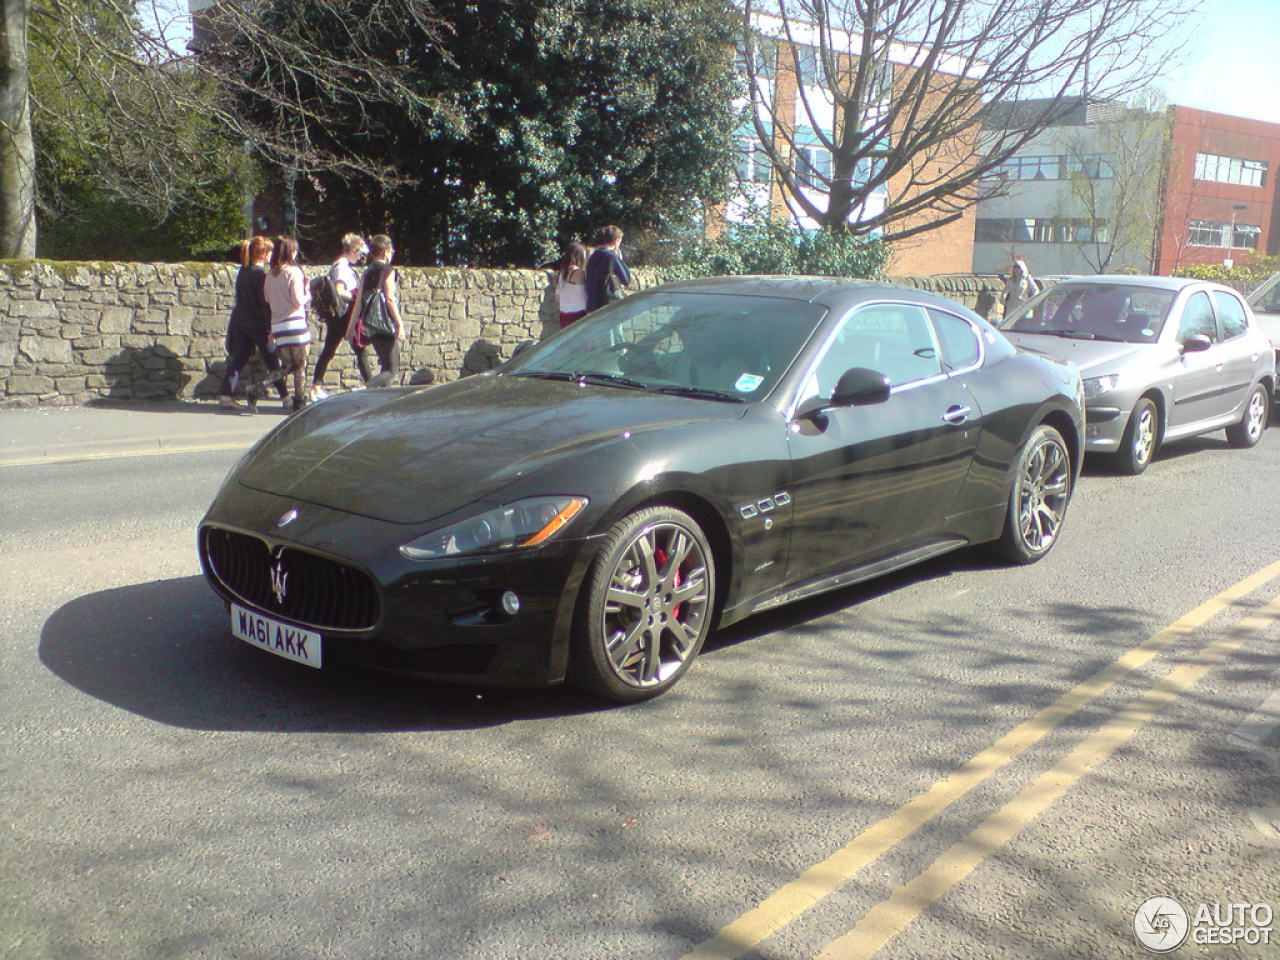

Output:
xmin=1114 ymin=397 xmax=1158 ymax=475
xmin=1225 ymin=383 xmax=1268 ymax=448
xmin=569 ymin=507 xmax=715 ymax=703
xmin=995 ymin=424 xmax=1072 ymax=565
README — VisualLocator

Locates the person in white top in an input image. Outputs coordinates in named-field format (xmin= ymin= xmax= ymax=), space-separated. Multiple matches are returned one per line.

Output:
xmin=556 ymin=242 xmax=589 ymax=328
xmin=262 ymin=235 xmax=312 ymax=411
xmin=1001 ymin=258 xmax=1039 ymax=319
xmin=311 ymin=232 xmax=371 ymax=399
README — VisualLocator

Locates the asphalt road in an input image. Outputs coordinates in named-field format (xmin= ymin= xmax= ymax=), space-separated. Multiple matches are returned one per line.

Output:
xmin=2 ymin=422 xmax=1278 ymax=959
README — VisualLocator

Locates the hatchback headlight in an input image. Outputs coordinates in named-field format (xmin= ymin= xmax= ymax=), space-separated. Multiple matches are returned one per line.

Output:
xmin=400 ymin=496 xmax=588 ymax=560
xmin=1083 ymin=374 xmax=1119 ymax=399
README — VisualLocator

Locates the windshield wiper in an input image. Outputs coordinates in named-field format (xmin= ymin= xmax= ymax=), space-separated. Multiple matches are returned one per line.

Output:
xmin=652 ymin=385 xmax=745 ymax=403
xmin=510 ymin=370 xmax=650 ymax=391
xmin=510 ymin=370 xmax=577 ymax=381
xmin=575 ymin=372 xmax=650 ymax=390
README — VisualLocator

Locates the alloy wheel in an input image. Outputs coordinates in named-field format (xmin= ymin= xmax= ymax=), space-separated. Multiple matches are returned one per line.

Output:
xmin=598 ymin=520 xmax=711 ymax=690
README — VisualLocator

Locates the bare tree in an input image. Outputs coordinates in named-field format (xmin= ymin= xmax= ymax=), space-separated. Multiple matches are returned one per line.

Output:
xmin=739 ymin=0 xmax=1196 ymax=244
xmin=1055 ymin=94 xmax=1169 ymax=273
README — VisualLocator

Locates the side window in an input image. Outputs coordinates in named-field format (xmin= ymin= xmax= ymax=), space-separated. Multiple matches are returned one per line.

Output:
xmin=798 ymin=303 xmax=943 ymax=403
xmin=928 ymin=309 xmax=981 ymax=370
xmin=1212 ymin=291 xmax=1249 ymax=339
xmin=1178 ymin=291 xmax=1219 ymax=342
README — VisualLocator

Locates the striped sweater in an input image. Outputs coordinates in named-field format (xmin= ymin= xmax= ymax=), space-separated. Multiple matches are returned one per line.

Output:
xmin=263 ymin=266 xmax=312 ymax=347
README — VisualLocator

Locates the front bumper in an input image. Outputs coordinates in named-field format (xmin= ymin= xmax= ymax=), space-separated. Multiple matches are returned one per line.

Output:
xmin=199 ymin=487 xmax=600 ymax=687
xmin=1083 ymin=403 xmax=1127 ymax=453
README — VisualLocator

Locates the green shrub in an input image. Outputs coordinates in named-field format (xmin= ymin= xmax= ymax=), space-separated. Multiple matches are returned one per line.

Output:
xmin=653 ymin=217 xmax=887 ymax=281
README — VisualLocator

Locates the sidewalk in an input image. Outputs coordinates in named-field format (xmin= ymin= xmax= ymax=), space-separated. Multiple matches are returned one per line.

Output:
xmin=0 ymin=400 xmax=286 ymax=467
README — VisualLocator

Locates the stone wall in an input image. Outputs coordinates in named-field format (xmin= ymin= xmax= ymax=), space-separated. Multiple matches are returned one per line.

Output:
xmin=0 ymin=261 xmax=1004 ymax=407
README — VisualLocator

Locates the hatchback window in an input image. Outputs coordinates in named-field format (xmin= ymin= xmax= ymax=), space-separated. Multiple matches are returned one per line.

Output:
xmin=1178 ymin=291 xmax=1218 ymax=342
xmin=1212 ymin=291 xmax=1249 ymax=339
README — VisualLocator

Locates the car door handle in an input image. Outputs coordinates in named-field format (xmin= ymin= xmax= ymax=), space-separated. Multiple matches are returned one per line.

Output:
xmin=942 ymin=405 xmax=971 ymax=424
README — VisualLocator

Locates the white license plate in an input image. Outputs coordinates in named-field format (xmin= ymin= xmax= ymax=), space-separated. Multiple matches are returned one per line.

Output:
xmin=231 ymin=604 xmax=322 ymax=668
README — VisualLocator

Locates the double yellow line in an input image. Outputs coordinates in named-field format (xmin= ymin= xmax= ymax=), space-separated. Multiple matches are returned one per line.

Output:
xmin=683 ymin=560 xmax=1280 ymax=960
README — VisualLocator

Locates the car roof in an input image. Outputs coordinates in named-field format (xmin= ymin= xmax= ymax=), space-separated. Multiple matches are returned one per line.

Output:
xmin=646 ymin=275 xmax=982 ymax=315
xmin=1048 ymin=275 xmax=1222 ymax=293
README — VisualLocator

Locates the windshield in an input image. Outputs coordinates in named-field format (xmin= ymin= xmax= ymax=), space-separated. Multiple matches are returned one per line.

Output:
xmin=502 ymin=292 xmax=827 ymax=401
xmin=997 ymin=283 xmax=1177 ymax=344
xmin=1247 ymin=272 xmax=1280 ymax=314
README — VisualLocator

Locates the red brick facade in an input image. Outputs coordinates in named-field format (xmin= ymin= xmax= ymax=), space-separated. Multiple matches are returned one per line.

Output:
xmin=1155 ymin=106 xmax=1280 ymax=274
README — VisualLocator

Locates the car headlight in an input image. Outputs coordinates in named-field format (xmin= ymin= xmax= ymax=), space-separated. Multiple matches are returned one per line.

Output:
xmin=1082 ymin=374 xmax=1119 ymax=399
xmin=400 ymin=496 xmax=588 ymax=560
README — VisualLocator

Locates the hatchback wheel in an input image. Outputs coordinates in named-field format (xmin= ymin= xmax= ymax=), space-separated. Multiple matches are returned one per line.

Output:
xmin=1226 ymin=384 xmax=1268 ymax=448
xmin=1115 ymin=397 xmax=1158 ymax=475
xmin=570 ymin=507 xmax=715 ymax=702
xmin=996 ymin=424 xmax=1072 ymax=565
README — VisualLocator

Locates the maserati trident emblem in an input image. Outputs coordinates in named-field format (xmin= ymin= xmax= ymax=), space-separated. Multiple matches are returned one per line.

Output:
xmin=276 ymin=508 xmax=299 ymax=528
xmin=269 ymin=556 xmax=288 ymax=605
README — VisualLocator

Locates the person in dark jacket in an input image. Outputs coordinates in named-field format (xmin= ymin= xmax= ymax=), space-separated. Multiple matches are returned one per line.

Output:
xmin=218 ymin=236 xmax=289 ymax=409
xmin=584 ymin=224 xmax=632 ymax=312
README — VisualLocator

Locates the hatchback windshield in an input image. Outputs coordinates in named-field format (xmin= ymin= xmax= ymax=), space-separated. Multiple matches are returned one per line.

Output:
xmin=503 ymin=293 xmax=827 ymax=401
xmin=998 ymin=283 xmax=1178 ymax=344
xmin=1247 ymin=272 xmax=1280 ymax=314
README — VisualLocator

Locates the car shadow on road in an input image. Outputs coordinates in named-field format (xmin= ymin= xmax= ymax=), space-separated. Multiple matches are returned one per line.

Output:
xmin=38 ymin=575 xmax=611 ymax=732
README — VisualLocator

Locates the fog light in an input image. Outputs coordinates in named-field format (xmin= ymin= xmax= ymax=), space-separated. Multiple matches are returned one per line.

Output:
xmin=501 ymin=591 xmax=521 ymax=616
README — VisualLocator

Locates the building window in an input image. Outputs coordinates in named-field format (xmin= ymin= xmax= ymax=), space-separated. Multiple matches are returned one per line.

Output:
xmin=1064 ymin=154 xmax=1112 ymax=179
xmin=794 ymin=45 xmax=819 ymax=85
xmin=792 ymin=145 xmax=831 ymax=190
xmin=975 ymin=218 xmax=1109 ymax=244
xmin=736 ymin=139 xmax=772 ymax=184
xmin=1188 ymin=219 xmax=1261 ymax=248
xmin=1194 ymin=152 xmax=1268 ymax=188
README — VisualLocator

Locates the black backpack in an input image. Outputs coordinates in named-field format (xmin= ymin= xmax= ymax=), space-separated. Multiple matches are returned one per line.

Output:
xmin=310 ymin=273 xmax=342 ymax=321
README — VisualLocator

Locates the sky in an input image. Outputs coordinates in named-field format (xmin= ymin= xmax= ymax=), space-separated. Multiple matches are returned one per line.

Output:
xmin=1156 ymin=0 xmax=1280 ymax=124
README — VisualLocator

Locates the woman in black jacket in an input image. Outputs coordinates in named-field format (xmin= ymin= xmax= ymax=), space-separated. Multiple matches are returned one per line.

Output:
xmin=218 ymin=236 xmax=289 ymax=409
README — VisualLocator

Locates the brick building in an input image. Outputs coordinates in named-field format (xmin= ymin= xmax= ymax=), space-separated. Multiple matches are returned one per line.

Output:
xmin=1153 ymin=106 xmax=1280 ymax=274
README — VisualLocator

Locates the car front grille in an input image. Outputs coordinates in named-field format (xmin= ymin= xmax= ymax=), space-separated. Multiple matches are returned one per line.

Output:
xmin=201 ymin=526 xmax=381 ymax=632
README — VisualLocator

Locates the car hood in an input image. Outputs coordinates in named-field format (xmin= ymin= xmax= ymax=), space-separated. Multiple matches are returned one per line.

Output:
xmin=237 ymin=375 xmax=744 ymax=524
xmin=1004 ymin=333 xmax=1153 ymax=375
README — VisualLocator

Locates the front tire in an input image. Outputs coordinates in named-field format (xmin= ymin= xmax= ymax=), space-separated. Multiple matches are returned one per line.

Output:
xmin=1226 ymin=383 xmax=1268 ymax=448
xmin=1114 ymin=396 xmax=1159 ymax=475
xmin=995 ymin=424 xmax=1072 ymax=565
xmin=570 ymin=507 xmax=715 ymax=702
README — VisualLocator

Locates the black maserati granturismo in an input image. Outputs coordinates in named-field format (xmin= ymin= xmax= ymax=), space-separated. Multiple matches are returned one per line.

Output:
xmin=199 ymin=277 xmax=1084 ymax=701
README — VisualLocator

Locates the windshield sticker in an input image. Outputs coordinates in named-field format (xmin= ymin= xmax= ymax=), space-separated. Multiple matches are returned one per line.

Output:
xmin=735 ymin=373 xmax=764 ymax=393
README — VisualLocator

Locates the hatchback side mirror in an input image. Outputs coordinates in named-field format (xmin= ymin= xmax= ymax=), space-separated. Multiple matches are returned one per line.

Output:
xmin=1181 ymin=334 xmax=1212 ymax=353
xmin=831 ymin=367 xmax=892 ymax=407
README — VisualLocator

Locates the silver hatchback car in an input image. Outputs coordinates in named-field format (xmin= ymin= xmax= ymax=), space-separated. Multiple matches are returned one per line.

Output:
xmin=997 ymin=276 xmax=1274 ymax=474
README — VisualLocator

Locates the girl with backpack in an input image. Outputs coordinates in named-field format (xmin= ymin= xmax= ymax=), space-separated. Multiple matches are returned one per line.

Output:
xmin=311 ymin=233 xmax=372 ymax=399
xmin=353 ymin=234 xmax=405 ymax=387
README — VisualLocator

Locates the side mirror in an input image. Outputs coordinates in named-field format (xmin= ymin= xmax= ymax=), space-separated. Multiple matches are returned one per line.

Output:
xmin=502 ymin=339 xmax=538 ymax=370
xmin=831 ymin=367 xmax=892 ymax=407
xmin=1181 ymin=334 xmax=1212 ymax=353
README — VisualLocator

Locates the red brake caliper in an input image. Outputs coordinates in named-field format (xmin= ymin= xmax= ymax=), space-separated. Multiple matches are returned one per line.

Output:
xmin=653 ymin=547 xmax=682 ymax=620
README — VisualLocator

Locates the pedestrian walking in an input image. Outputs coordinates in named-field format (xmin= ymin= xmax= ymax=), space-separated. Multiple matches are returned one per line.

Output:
xmin=585 ymin=225 xmax=631 ymax=313
xmin=1002 ymin=258 xmax=1039 ymax=318
xmin=263 ymin=235 xmax=312 ymax=411
xmin=217 ymin=236 xmax=289 ymax=410
xmin=556 ymin=242 xmax=589 ymax=328
xmin=354 ymin=234 xmax=405 ymax=387
xmin=311 ymin=232 xmax=372 ymax=398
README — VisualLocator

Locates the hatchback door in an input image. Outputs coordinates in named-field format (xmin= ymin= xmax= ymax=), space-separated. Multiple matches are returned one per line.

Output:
xmin=1168 ymin=289 xmax=1237 ymax=428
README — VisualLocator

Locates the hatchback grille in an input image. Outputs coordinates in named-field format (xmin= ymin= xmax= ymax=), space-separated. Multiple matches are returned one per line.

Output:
xmin=201 ymin=526 xmax=380 ymax=631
